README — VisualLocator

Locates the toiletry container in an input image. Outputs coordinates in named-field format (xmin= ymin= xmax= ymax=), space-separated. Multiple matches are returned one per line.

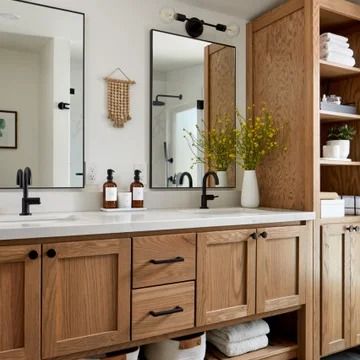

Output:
xmin=144 ymin=332 xmax=206 ymax=360
xmin=130 ymin=169 xmax=144 ymax=208
xmin=103 ymin=169 xmax=118 ymax=209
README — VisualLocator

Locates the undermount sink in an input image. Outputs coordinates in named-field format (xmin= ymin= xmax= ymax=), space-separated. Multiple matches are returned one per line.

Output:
xmin=178 ymin=208 xmax=269 ymax=215
xmin=0 ymin=213 xmax=77 ymax=225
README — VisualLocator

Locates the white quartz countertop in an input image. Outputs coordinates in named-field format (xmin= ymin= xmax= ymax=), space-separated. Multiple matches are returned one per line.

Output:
xmin=0 ymin=208 xmax=315 ymax=241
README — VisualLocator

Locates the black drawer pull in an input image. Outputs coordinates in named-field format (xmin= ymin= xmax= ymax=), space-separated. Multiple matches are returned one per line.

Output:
xmin=347 ymin=225 xmax=355 ymax=232
xmin=250 ymin=232 xmax=257 ymax=240
xmin=28 ymin=250 xmax=39 ymax=260
xmin=355 ymin=226 xmax=360 ymax=232
xmin=47 ymin=249 xmax=57 ymax=258
xmin=149 ymin=256 xmax=185 ymax=265
xmin=259 ymin=231 xmax=268 ymax=238
xmin=149 ymin=306 xmax=184 ymax=317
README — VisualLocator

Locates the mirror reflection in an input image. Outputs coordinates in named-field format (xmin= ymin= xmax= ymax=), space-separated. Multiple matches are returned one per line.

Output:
xmin=150 ymin=30 xmax=236 ymax=188
xmin=0 ymin=0 xmax=84 ymax=188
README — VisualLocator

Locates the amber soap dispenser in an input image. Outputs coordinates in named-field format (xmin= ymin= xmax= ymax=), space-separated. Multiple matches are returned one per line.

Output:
xmin=103 ymin=169 xmax=118 ymax=209
xmin=130 ymin=169 xmax=144 ymax=208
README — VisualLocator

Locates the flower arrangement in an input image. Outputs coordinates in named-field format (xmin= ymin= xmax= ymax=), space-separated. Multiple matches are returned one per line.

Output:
xmin=328 ymin=124 xmax=356 ymax=141
xmin=183 ymin=113 xmax=236 ymax=171
xmin=235 ymin=107 xmax=281 ymax=170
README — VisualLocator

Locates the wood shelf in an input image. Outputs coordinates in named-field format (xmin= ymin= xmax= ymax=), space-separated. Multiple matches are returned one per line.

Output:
xmin=320 ymin=159 xmax=360 ymax=166
xmin=320 ymin=215 xmax=360 ymax=225
xmin=320 ymin=110 xmax=360 ymax=123
xmin=206 ymin=341 xmax=298 ymax=360
xmin=320 ymin=60 xmax=360 ymax=79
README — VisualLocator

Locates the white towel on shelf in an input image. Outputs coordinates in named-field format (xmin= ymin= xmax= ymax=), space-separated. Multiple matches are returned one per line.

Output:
xmin=320 ymin=42 xmax=354 ymax=57
xmin=320 ymin=32 xmax=349 ymax=44
xmin=320 ymin=49 xmax=355 ymax=61
xmin=209 ymin=319 xmax=270 ymax=343
xmin=321 ymin=52 xmax=356 ymax=67
xmin=320 ymin=38 xmax=350 ymax=49
xmin=208 ymin=334 xmax=269 ymax=357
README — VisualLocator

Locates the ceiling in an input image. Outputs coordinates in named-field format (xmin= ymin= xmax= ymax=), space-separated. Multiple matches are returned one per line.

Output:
xmin=179 ymin=0 xmax=360 ymax=20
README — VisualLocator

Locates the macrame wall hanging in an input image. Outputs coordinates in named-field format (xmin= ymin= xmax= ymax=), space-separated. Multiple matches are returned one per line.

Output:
xmin=105 ymin=68 xmax=136 ymax=128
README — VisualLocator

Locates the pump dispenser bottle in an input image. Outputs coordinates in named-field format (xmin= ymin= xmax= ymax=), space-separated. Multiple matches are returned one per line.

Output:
xmin=103 ymin=169 xmax=118 ymax=209
xmin=130 ymin=169 xmax=144 ymax=208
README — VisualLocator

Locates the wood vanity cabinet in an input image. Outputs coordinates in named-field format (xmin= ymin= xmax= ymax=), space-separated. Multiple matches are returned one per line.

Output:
xmin=42 ymin=239 xmax=131 ymax=359
xmin=0 ymin=244 xmax=41 ymax=360
xmin=197 ymin=225 xmax=308 ymax=326
xmin=321 ymin=223 xmax=360 ymax=355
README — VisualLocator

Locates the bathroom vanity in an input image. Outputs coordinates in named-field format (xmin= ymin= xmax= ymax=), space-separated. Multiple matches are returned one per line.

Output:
xmin=0 ymin=208 xmax=314 ymax=360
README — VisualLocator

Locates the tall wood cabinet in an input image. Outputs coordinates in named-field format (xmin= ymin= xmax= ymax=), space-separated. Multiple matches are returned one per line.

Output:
xmin=0 ymin=244 xmax=41 ymax=360
xmin=247 ymin=0 xmax=360 ymax=358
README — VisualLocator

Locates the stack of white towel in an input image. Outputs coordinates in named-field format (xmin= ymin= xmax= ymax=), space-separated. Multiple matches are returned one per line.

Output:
xmin=320 ymin=32 xmax=356 ymax=67
xmin=207 ymin=319 xmax=270 ymax=357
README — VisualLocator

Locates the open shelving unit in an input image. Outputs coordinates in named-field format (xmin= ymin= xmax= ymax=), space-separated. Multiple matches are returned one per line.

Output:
xmin=320 ymin=110 xmax=360 ymax=123
xmin=320 ymin=159 xmax=360 ymax=166
xmin=320 ymin=59 xmax=360 ymax=79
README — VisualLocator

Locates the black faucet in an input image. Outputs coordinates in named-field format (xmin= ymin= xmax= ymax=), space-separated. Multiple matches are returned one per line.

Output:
xmin=16 ymin=167 xmax=41 ymax=216
xmin=200 ymin=171 xmax=219 ymax=209
xmin=179 ymin=172 xmax=193 ymax=188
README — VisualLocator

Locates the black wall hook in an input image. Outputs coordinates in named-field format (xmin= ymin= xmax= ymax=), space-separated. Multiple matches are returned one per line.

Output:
xmin=58 ymin=102 xmax=70 ymax=110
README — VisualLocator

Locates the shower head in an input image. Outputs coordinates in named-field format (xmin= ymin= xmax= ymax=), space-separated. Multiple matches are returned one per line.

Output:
xmin=152 ymin=94 xmax=183 ymax=107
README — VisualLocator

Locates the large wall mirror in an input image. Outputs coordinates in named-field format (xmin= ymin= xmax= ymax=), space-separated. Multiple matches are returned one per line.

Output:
xmin=150 ymin=30 xmax=236 ymax=189
xmin=0 ymin=0 xmax=84 ymax=188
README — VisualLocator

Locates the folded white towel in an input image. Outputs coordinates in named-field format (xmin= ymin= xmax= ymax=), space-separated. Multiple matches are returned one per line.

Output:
xmin=321 ymin=32 xmax=349 ymax=44
xmin=320 ymin=42 xmax=354 ymax=57
xmin=209 ymin=319 xmax=270 ymax=343
xmin=208 ymin=335 xmax=269 ymax=357
xmin=320 ymin=38 xmax=350 ymax=49
xmin=321 ymin=49 xmax=355 ymax=60
xmin=321 ymin=52 xmax=356 ymax=67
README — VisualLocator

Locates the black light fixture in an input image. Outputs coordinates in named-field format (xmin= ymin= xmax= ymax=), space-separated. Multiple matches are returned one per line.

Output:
xmin=160 ymin=8 xmax=238 ymax=38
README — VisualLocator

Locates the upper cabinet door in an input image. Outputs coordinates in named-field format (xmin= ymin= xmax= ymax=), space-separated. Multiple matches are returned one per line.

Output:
xmin=42 ymin=239 xmax=131 ymax=359
xmin=321 ymin=224 xmax=351 ymax=356
xmin=0 ymin=244 xmax=41 ymax=360
xmin=196 ymin=229 xmax=256 ymax=326
xmin=256 ymin=225 xmax=309 ymax=313
xmin=350 ymin=224 xmax=360 ymax=347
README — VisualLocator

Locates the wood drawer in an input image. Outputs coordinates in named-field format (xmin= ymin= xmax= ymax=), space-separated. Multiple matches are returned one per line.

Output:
xmin=132 ymin=282 xmax=195 ymax=340
xmin=132 ymin=233 xmax=196 ymax=288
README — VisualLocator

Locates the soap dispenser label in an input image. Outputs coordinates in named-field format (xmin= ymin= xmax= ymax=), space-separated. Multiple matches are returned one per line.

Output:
xmin=105 ymin=188 xmax=117 ymax=201
xmin=133 ymin=188 xmax=144 ymax=201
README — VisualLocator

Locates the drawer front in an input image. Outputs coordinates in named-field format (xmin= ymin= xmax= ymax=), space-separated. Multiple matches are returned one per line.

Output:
xmin=133 ymin=233 xmax=196 ymax=288
xmin=132 ymin=282 xmax=195 ymax=340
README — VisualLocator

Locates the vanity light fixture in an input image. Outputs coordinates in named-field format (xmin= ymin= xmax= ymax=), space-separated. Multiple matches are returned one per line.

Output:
xmin=159 ymin=7 xmax=239 ymax=38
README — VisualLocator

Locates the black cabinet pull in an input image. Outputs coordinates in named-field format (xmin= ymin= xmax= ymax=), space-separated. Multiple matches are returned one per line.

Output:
xmin=347 ymin=225 xmax=355 ymax=232
xmin=259 ymin=231 xmax=268 ymax=238
xmin=250 ymin=232 xmax=257 ymax=240
xmin=47 ymin=249 xmax=57 ymax=258
xmin=149 ymin=256 xmax=184 ymax=265
xmin=149 ymin=306 xmax=184 ymax=317
xmin=355 ymin=226 xmax=360 ymax=232
xmin=28 ymin=250 xmax=39 ymax=260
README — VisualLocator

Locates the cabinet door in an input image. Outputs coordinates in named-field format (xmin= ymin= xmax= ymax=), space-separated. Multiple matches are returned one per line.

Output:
xmin=256 ymin=225 xmax=308 ymax=313
xmin=321 ymin=224 xmax=351 ymax=356
xmin=196 ymin=229 xmax=256 ymax=326
xmin=350 ymin=224 xmax=360 ymax=347
xmin=0 ymin=244 xmax=41 ymax=360
xmin=42 ymin=239 xmax=131 ymax=358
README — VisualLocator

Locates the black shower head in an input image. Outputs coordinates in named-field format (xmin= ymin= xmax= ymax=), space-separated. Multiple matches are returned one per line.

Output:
xmin=152 ymin=94 xmax=183 ymax=107
xmin=152 ymin=99 xmax=166 ymax=106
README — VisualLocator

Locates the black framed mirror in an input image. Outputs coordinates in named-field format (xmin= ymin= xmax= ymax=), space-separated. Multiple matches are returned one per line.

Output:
xmin=0 ymin=0 xmax=85 ymax=188
xmin=150 ymin=29 xmax=236 ymax=189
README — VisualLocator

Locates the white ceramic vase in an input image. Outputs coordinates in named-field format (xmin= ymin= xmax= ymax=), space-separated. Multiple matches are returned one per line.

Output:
xmin=241 ymin=170 xmax=260 ymax=208
xmin=216 ymin=170 xmax=228 ymax=187
xmin=327 ymin=139 xmax=350 ymax=159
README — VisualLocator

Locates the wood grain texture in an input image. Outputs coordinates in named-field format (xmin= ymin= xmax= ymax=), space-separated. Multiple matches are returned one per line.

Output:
xmin=132 ymin=233 xmax=195 ymax=288
xmin=132 ymin=282 xmax=194 ymax=340
xmin=319 ymin=0 xmax=360 ymax=21
xmin=0 ymin=244 xmax=41 ymax=360
xmin=350 ymin=225 xmax=360 ymax=346
xmin=196 ymin=229 xmax=256 ymax=326
xmin=252 ymin=9 xmax=310 ymax=210
xmin=256 ymin=226 xmax=308 ymax=313
xmin=204 ymin=43 xmax=236 ymax=186
xmin=42 ymin=239 xmax=131 ymax=358
xmin=321 ymin=224 xmax=351 ymax=355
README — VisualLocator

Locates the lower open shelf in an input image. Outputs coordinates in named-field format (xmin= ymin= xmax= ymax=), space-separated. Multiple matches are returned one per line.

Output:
xmin=205 ymin=340 xmax=298 ymax=360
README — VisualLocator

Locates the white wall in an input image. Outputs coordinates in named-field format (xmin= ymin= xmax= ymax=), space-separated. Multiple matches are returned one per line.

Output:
xmin=0 ymin=48 xmax=40 ymax=186
xmin=0 ymin=0 xmax=246 ymax=214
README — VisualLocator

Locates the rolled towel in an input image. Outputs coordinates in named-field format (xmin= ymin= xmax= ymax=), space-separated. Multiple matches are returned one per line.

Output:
xmin=320 ymin=32 xmax=349 ymax=44
xmin=208 ymin=334 xmax=269 ymax=357
xmin=320 ymin=42 xmax=354 ymax=57
xmin=321 ymin=52 xmax=356 ymax=67
xmin=209 ymin=319 xmax=270 ymax=343
xmin=320 ymin=38 xmax=350 ymax=49
xmin=321 ymin=48 xmax=355 ymax=60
